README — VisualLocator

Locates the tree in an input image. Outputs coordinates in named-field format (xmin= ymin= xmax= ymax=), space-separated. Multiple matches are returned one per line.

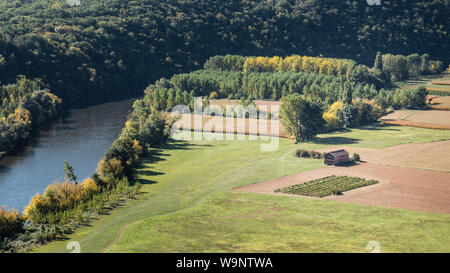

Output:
xmin=340 ymin=80 xmax=353 ymax=104
xmin=374 ymin=51 xmax=383 ymax=71
xmin=338 ymin=103 xmax=359 ymax=128
xmin=421 ymin=54 xmax=430 ymax=74
xmin=280 ymin=94 xmax=325 ymax=143
xmin=64 ymin=161 xmax=77 ymax=183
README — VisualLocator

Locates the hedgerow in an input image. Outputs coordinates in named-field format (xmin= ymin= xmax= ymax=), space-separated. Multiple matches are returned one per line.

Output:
xmin=1 ymin=92 xmax=175 ymax=252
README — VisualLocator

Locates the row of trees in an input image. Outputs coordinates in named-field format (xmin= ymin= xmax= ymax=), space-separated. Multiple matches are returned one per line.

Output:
xmin=204 ymin=54 xmax=385 ymax=87
xmin=168 ymin=69 xmax=379 ymax=108
xmin=0 ymin=0 xmax=448 ymax=106
xmin=242 ymin=56 xmax=357 ymax=78
xmin=23 ymin=94 xmax=174 ymax=225
xmin=376 ymin=52 xmax=444 ymax=82
xmin=0 ymin=77 xmax=62 ymax=157
xmin=375 ymin=87 xmax=428 ymax=110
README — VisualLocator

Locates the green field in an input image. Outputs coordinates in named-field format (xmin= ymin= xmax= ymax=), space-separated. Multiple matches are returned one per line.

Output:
xmin=397 ymin=73 xmax=450 ymax=96
xmin=34 ymin=125 xmax=450 ymax=253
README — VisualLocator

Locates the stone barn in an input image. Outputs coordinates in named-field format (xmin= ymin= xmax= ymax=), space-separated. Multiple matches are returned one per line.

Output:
xmin=324 ymin=149 xmax=350 ymax=166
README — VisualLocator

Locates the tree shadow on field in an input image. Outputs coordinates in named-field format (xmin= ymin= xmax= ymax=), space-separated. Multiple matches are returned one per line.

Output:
xmin=313 ymin=136 xmax=359 ymax=145
xmin=359 ymin=124 xmax=401 ymax=131
xmin=161 ymin=138 xmax=213 ymax=150
xmin=133 ymin=139 xmax=211 ymax=185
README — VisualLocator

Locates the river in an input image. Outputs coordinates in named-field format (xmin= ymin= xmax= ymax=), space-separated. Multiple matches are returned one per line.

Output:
xmin=0 ymin=99 xmax=135 ymax=211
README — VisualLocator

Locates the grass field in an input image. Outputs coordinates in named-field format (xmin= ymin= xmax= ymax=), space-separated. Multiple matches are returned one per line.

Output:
xmin=33 ymin=125 xmax=450 ymax=253
xmin=397 ymin=73 xmax=450 ymax=96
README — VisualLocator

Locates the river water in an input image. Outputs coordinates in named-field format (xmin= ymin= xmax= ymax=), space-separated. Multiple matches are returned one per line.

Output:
xmin=0 ymin=99 xmax=135 ymax=211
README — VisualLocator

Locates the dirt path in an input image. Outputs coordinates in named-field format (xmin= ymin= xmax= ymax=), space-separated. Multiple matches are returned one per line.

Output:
xmin=235 ymin=163 xmax=450 ymax=214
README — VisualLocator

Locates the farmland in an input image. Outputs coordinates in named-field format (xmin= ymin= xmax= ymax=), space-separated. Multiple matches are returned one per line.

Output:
xmin=33 ymin=125 xmax=450 ymax=253
xmin=174 ymin=114 xmax=289 ymax=138
xmin=274 ymin=176 xmax=379 ymax=198
xmin=429 ymin=96 xmax=450 ymax=110
xmin=395 ymin=73 xmax=450 ymax=96
xmin=315 ymin=140 xmax=450 ymax=173
xmin=380 ymin=110 xmax=450 ymax=130
xmin=377 ymin=73 xmax=450 ymax=130
xmin=1 ymin=0 xmax=450 ymax=256
xmin=237 ymin=162 xmax=450 ymax=214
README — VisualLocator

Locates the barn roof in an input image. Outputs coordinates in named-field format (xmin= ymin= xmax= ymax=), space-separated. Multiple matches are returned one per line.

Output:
xmin=326 ymin=149 xmax=349 ymax=157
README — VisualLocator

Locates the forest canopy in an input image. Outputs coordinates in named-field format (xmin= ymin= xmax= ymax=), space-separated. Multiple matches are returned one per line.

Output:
xmin=0 ymin=0 xmax=448 ymax=106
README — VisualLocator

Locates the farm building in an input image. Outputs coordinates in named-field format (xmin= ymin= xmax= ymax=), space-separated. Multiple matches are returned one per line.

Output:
xmin=324 ymin=150 xmax=350 ymax=166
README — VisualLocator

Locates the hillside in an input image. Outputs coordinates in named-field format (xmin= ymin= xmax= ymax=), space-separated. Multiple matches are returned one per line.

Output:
xmin=0 ymin=0 xmax=449 ymax=106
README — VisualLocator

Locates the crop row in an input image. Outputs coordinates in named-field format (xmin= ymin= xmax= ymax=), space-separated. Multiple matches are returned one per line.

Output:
xmin=275 ymin=175 xmax=378 ymax=198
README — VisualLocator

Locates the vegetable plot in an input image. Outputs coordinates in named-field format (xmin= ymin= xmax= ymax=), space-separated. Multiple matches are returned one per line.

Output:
xmin=275 ymin=175 xmax=378 ymax=198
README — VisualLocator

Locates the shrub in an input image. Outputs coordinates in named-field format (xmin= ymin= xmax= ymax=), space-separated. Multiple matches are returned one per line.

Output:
xmin=296 ymin=149 xmax=323 ymax=159
xmin=80 ymin=178 xmax=101 ymax=197
xmin=209 ymin=91 xmax=219 ymax=99
xmin=97 ymin=157 xmax=125 ymax=179
xmin=352 ymin=153 xmax=361 ymax=162
xmin=0 ymin=207 xmax=26 ymax=238
xmin=24 ymin=180 xmax=101 ymax=224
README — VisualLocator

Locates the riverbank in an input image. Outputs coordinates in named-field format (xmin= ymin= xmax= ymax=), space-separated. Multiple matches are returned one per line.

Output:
xmin=34 ymin=126 xmax=450 ymax=253
xmin=0 ymin=99 xmax=135 ymax=211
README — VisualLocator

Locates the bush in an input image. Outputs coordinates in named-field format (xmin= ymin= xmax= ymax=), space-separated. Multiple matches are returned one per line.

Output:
xmin=352 ymin=153 xmax=361 ymax=162
xmin=24 ymin=180 xmax=100 ymax=224
xmin=0 ymin=207 xmax=26 ymax=238
xmin=209 ymin=91 xmax=219 ymax=100
xmin=296 ymin=149 xmax=323 ymax=159
xmin=97 ymin=157 xmax=125 ymax=179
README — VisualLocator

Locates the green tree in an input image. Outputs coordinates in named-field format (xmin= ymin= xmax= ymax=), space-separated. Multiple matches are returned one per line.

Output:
xmin=338 ymin=103 xmax=359 ymax=128
xmin=421 ymin=54 xmax=430 ymax=74
xmin=64 ymin=161 xmax=77 ymax=183
xmin=374 ymin=51 xmax=383 ymax=71
xmin=280 ymin=94 xmax=325 ymax=143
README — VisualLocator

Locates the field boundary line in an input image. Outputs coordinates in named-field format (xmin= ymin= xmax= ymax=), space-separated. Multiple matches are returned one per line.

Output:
xmin=278 ymin=147 xmax=298 ymax=177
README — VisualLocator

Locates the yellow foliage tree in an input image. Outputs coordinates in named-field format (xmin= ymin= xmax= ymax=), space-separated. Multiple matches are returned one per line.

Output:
xmin=243 ymin=55 xmax=356 ymax=77
xmin=0 ymin=206 xmax=26 ymax=237
xmin=323 ymin=101 xmax=343 ymax=132
xmin=97 ymin=157 xmax=124 ymax=178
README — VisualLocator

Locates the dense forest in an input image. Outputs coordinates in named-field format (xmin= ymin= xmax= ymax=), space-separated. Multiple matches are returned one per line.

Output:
xmin=0 ymin=77 xmax=62 ymax=157
xmin=0 ymin=0 xmax=449 ymax=252
xmin=0 ymin=0 xmax=448 ymax=106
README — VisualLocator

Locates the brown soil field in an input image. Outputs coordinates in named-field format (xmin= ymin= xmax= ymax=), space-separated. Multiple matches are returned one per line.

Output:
xmin=174 ymin=114 xmax=290 ymax=138
xmin=380 ymin=120 xmax=450 ymax=130
xmin=315 ymin=140 xmax=450 ymax=172
xmin=209 ymin=99 xmax=282 ymax=113
xmin=432 ymin=80 xmax=450 ymax=85
xmin=235 ymin=163 xmax=450 ymax=214
xmin=380 ymin=110 xmax=450 ymax=129
xmin=429 ymin=96 xmax=450 ymax=110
